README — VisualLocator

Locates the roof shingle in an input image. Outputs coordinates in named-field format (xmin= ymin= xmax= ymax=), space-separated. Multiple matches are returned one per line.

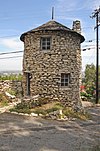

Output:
xmin=20 ymin=20 xmax=85 ymax=43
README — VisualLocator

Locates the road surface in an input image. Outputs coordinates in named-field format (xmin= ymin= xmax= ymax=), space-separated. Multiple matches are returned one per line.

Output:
xmin=0 ymin=107 xmax=100 ymax=151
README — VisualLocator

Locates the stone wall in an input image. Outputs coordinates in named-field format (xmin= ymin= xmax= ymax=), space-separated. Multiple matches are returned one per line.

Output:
xmin=22 ymin=30 xmax=82 ymax=107
xmin=0 ymin=80 xmax=23 ymax=98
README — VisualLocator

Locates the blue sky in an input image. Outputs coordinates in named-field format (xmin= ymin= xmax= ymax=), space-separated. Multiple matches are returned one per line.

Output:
xmin=0 ymin=0 xmax=100 ymax=71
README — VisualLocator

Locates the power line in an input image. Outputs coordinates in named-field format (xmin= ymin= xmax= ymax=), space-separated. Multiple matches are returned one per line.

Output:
xmin=82 ymin=46 xmax=100 ymax=51
xmin=85 ymin=39 xmax=96 ymax=42
xmin=0 ymin=50 xmax=23 ymax=55
xmin=82 ymin=49 xmax=95 ymax=63
xmin=0 ymin=55 xmax=23 ymax=60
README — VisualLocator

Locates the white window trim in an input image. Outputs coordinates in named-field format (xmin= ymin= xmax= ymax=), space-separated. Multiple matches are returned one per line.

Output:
xmin=60 ymin=73 xmax=70 ymax=87
xmin=41 ymin=37 xmax=51 ymax=50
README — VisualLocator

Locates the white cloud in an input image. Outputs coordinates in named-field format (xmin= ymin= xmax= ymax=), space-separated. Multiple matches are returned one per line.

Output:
xmin=0 ymin=37 xmax=23 ymax=71
xmin=56 ymin=0 xmax=100 ymax=12
xmin=57 ymin=0 xmax=78 ymax=11
xmin=81 ymin=42 xmax=100 ymax=70
xmin=56 ymin=0 xmax=85 ymax=13
xmin=0 ymin=57 xmax=23 ymax=71
xmin=0 ymin=37 xmax=23 ymax=51
xmin=84 ymin=0 xmax=100 ymax=10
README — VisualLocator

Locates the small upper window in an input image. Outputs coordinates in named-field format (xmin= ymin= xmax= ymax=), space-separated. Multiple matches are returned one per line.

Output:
xmin=41 ymin=37 xmax=51 ymax=50
xmin=61 ymin=73 xmax=70 ymax=86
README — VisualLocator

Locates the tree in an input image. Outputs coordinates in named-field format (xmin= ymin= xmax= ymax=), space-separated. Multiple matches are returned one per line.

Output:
xmin=84 ymin=64 xmax=96 ymax=96
xmin=84 ymin=64 xmax=100 ymax=98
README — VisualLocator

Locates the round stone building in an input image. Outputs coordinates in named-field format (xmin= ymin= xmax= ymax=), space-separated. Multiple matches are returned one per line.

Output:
xmin=20 ymin=20 xmax=85 ymax=107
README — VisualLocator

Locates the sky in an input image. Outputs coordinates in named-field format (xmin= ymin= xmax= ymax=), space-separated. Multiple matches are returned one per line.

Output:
xmin=0 ymin=0 xmax=100 ymax=71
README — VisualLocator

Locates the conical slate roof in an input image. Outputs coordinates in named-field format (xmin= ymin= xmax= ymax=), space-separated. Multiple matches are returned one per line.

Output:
xmin=30 ymin=20 xmax=71 ymax=31
xmin=20 ymin=20 xmax=85 ymax=42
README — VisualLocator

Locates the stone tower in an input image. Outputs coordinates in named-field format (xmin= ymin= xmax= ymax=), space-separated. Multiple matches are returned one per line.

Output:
xmin=20 ymin=20 xmax=85 ymax=107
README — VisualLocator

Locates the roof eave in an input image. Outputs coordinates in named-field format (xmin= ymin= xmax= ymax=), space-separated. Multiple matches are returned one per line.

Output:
xmin=20 ymin=29 xmax=85 ymax=43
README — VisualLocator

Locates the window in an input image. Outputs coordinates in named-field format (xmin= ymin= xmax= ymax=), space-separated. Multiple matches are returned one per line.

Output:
xmin=61 ymin=73 xmax=70 ymax=86
xmin=41 ymin=37 xmax=51 ymax=50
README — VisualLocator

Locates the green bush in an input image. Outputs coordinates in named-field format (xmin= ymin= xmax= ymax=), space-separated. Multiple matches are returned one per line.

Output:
xmin=0 ymin=74 xmax=22 ymax=81
xmin=0 ymin=93 xmax=9 ymax=107
xmin=63 ymin=107 xmax=90 ymax=120
xmin=9 ymin=102 xmax=31 ymax=114
xmin=32 ymin=108 xmax=47 ymax=115
xmin=80 ymin=92 xmax=93 ymax=102
xmin=7 ymin=89 xmax=17 ymax=96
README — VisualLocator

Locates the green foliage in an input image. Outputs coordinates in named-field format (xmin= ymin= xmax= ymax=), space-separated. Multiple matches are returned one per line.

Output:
xmin=7 ymin=88 xmax=17 ymax=96
xmin=91 ymin=145 xmax=100 ymax=151
xmin=28 ymin=98 xmax=59 ymax=108
xmin=63 ymin=107 xmax=90 ymax=120
xmin=9 ymin=102 xmax=31 ymax=114
xmin=10 ymin=101 xmax=63 ymax=115
xmin=82 ymin=64 xmax=100 ymax=101
xmin=46 ymin=107 xmax=59 ymax=113
xmin=9 ymin=101 xmax=89 ymax=120
xmin=0 ymin=93 xmax=9 ymax=107
xmin=0 ymin=74 xmax=22 ymax=81
xmin=0 ymin=100 xmax=8 ymax=107
xmin=46 ymin=103 xmax=63 ymax=113
xmin=81 ymin=92 xmax=92 ymax=101
xmin=84 ymin=64 xmax=96 ymax=95
xmin=32 ymin=108 xmax=47 ymax=115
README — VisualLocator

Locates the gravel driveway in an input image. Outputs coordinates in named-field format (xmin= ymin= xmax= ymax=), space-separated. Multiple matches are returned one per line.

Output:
xmin=0 ymin=107 xmax=100 ymax=151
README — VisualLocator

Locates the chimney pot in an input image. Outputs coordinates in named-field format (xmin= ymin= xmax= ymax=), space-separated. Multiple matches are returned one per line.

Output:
xmin=72 ymin=20 xmax=81 ymax=34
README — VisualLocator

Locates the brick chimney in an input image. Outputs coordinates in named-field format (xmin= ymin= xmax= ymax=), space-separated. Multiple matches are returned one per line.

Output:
xmin=72 ymin=20 xmax=81 ymax=34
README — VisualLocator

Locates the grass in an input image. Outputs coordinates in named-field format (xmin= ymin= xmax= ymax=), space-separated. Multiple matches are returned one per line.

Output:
xmin=7 ymin=89 xmax=16 ymax=96
xmin=10 ymin=101 xmax=63 ymax=115
xmin=92 ymin=145 xmax=100 ymax=151
xmin=9 ymin=101 xmax=90 ymax=120
xmin=0 ymin=93 xmax=9 ymax=107
xmin=10 ymin=107 xmax=31 ymax=114
xmin=9 ymin=102 xmax=31 ymax=114
xmin=0 ymin=100 xmax=8 ymax=107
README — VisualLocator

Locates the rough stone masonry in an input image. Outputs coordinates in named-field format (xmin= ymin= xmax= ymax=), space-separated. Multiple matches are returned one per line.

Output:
xmin=20 ymin=20 xmax=85 ymax=107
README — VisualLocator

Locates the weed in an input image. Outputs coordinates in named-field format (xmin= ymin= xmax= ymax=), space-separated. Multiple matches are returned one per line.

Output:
xmin=32 ymin=108 xmax=47 ymax=115
xmin=0 ymin=93 xmax=9 ymax=107
xmin=9 ymin=102 xmax=31 ymax=114
xmin=7 ymin=89 xmax=16 ymax=96
xmin=63 ymin=107 xmax=90 ymax=120
xmin=91 ymin=145 xmax=100 ymax=151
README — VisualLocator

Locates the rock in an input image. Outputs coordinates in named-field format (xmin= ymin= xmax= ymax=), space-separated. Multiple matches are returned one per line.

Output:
xmin=19 ymin=113 xmax=24 ymax=115
xmin=24 ymin=113 xmax=30 ymax=116
xmin=11 ymin=111 xmax=18 ymax=114
xmin=5 ymin=92 xmax=15 ymax=99
xmin=49 ymin=115 xmax=57 ymax=120
xmin=31 ymin=113 xmax=38 ymax=117
xmin=39 ymin=114 xmax=44 ymax=117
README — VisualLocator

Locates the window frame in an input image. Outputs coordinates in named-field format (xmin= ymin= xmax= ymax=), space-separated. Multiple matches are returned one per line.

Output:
xmin=61 ymin=73 xmax=70 ymax=87
xmin=40 ymin=37 xmax=51 ymax=50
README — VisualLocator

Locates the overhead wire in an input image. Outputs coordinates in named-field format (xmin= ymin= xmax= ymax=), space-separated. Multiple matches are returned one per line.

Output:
xmin=0 ymin=50 xmax=23 ymax=59
xmin=0 ymin=55 xmax=23 ymax=59
xmin=0 ymin=50 xmax=23 ymax=55
xmin=82 ymin=48 xmax=96 ymax=66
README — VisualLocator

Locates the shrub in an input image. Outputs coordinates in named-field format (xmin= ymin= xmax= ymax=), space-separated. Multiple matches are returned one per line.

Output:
xmin=80 ymin=92 xmax=93 ymax=101
xmin=0 ymin=93 xmax=9 ymax=107
xmin=0 ymin=74 xmax=22 ymax=81
xmin=9 ymin=102 xmax=31 ymax=114
xmin=63 ymin=107 xmax=90 ymax=120
xmin=7 ymin=89 xmax=17 ymax=96
xmin=32 ymin=108 xmax=47 ymax=115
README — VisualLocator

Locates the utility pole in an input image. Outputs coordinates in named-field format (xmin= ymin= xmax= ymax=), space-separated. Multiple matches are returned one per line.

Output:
xmin=91 ymin=7 xmax=100 ymax=104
